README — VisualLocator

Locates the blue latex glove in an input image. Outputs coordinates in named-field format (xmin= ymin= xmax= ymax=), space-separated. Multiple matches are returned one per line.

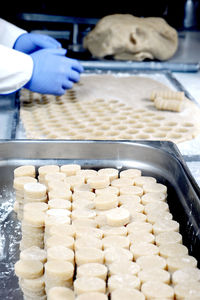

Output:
xmin=24 ymin=48 xmax=84 ymax=95
xmin=13 ymin=33 xmax=61 ymax=54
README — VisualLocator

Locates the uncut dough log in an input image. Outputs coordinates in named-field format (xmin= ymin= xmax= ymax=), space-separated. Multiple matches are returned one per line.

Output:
xmin=83 ymin=14 xmax=178 ymax=61
xmin=151 ymin=90 xmax=185 ymax=101
xmin=48 ymin=287 xmax=75 ymax=300
xmin=154 ymin=97 xmax=184 ymax=112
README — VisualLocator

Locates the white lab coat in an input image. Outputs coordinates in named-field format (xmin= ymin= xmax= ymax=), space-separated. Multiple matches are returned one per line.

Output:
xmin=0 ymin=19 xmax=33 ymax=94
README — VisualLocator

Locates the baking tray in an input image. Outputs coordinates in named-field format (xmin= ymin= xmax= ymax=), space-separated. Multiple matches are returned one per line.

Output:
xmin=0 ymin=140 xmax=200 ymax=299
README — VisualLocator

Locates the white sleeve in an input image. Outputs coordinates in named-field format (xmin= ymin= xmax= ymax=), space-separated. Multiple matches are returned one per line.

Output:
xmin=0 ymin=18 xmax=26 ymax=48
xmin=0 ymin=45 xmax=33 ymax=94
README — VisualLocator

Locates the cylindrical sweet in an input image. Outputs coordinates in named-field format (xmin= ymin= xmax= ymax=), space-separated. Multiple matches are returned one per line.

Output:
xmin=48 ymin=286 xmax=75 ymax=300
xmin=75 ymin=247 xmax=104 ymax=266
xmin=108 ymin=274 xmax=141 ymax=292
xmin=77 ymin=263 xmax=108 ymax=280
xmin=111 ymin=288 xmax=145 ymax=300
xmin=108 ymin=260 xmax=140 ymax=276
xmin=15 ymin=259 xmax=44 ymax=279
xmin=74 ymin=277 xmax=106 ymax=295
xmin=14 ymin=165 xmax=36 ymax=178
xmin=136 ymin=255 xmax=167 ymax=270
xmin=141 ymin=281 xmax=174 ymax=299
xmin=47 ymin=246 xmax=74 ymax=264
xmin=167 ymin=255 xmax=197 ymax=273
xmin=106 ymin=207 xmax=130 ymax=227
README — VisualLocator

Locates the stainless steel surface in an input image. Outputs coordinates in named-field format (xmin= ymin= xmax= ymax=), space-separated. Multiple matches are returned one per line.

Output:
xmin=0 ymin=140 xmax=200 ymax=299
xmin=15 ymin=70 xmax=198 ymax=140
xmin=81 ymin=60 xmax=200 ymax=72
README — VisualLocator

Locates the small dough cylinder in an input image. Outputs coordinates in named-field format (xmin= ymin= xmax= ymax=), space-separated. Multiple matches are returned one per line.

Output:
xmin=74 ymin=277 xmax=106 ymax=295
xmin=138 ymin=268 xmax=170 ymax=284
xmin=106 ymin=207 xmax=130 ymax=227
xmin=130 ymin=242 xmax=159 ymax=260
xmin=48 ymin=286 xmax=75 ymax=300
xmin=141 ymin=281 xmax=174 ymax=299
xmin=15 ymin=259 xmax=44 ymax=279
xmin=75 ymin=292 xmax=108 ymax=300
xmin=159 ymin=243 xmax=188 ymax=259
xmin=111 ymin=288 xmax=145 ymax=300
xmin=75 ymin=247 xmax=104 ymax=266
xmin=108 ymin=274 xmax=141 ymax=292
xmin=76 ymin=263 xmax=108 ymax=280
xmin=167 ymin=255 xmax=198 ymax=273
xmin=136 ymin=255 xmax=167 ymax=270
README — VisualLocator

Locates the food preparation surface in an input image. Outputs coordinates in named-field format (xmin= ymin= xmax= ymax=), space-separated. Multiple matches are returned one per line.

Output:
xmin=0 ymin=140 xmax=200 ymax=299
xmin=18 ymin=71 xmax=200 ymax=145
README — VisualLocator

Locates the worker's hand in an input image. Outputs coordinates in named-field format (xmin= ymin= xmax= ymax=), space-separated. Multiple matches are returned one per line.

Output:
xmin=24 ymin=48 xmax=83 ymax=95
xmin=13 ymin=33 xmax=61 ymax=54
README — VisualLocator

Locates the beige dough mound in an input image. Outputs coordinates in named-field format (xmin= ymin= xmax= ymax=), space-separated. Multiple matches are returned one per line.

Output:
xmin=83 ymin=14 xmax=178 ymax=61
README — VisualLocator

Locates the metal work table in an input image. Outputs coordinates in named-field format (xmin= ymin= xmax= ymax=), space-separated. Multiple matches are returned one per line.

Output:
xmin=0 ymin=30 xmax=200 ymax=185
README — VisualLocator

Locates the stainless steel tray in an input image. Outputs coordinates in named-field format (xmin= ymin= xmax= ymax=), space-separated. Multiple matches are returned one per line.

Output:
xmin=0 ymin=140 xmax=200 ymax=299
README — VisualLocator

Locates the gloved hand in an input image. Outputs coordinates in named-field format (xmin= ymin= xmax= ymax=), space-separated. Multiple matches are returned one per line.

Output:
xmin=13 ymin=33 xmax=61 ymax=54
xmin=24 ymin=48 xmax=83 ymax=95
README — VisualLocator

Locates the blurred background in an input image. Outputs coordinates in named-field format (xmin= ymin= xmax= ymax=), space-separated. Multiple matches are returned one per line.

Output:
xmin=1 ymin=0 xmax=200 ymax=58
